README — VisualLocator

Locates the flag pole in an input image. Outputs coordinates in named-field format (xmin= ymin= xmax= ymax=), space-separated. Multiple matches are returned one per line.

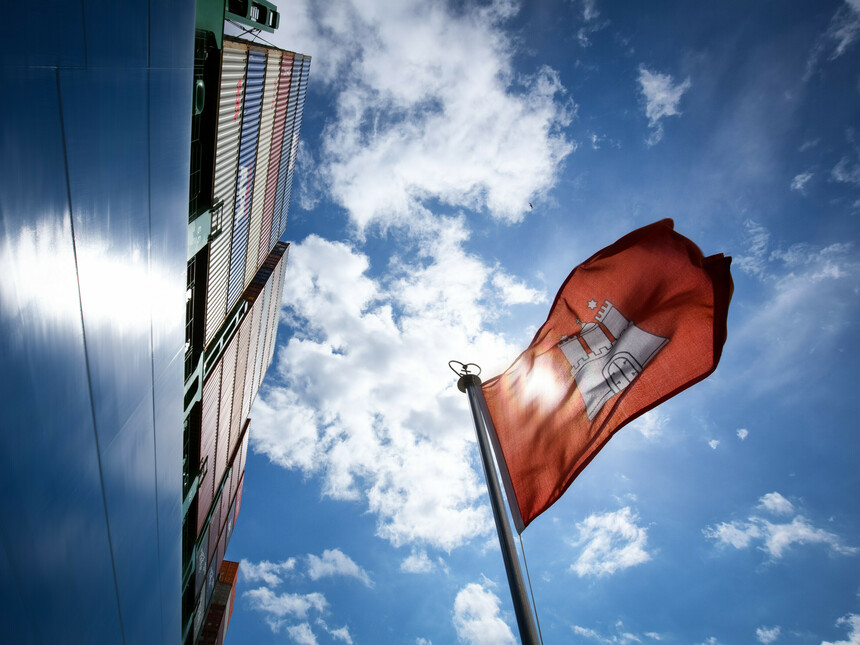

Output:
xmin=453 ymin=362 xmax=541 ymax=645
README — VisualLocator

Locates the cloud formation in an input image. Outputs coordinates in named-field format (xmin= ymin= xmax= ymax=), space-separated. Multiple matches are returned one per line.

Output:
xmin=250 ymin=230 xmax=533 ymax=551
xmin=830 ymin=0 xmax=860 ymax=56
xmin=823 ymin=614 xmax=860 ymax=645
xmin=248 ymin=0 xmax=576 ymax=560
xmin=703 ymin=492 xmax=857 ymax=559
xmin=577 ymin=0 xmax=608 ymax=47
xmin=244 ymin=587 xmax=327 ymax=623
xmin=452 ymin=582 xmax=516 ymax=645
xmin=400 ymin=549 xmax=435 ymax=574
xmin=242 ymin=551 xmax=367 ymax=641
xmin=276 ymin=0 xmax=575 ymax=232
xmin=757 ymin=492 xmax=794 ymax=516
xmin=240 ymin=558 xmax=297 ymax=586
xmin=831 ymin=155 xmax=860 ymax=187
xmin=791 ymin=171 xmax=814 ymax=194
xmin=287 ymin=622 xmax=319 ymax=645
xmin=491 ymin=273 xmax=548 ymax=306
xmin=628 ymin=410 xmax=669 ymax=440
xmin=732 ymin=221 xmax=859 ymax=391
xmin=326 ymin=624 xmax=353 ymax=644
xmin=806 ymin=0 xmax=860 ymax=79
xmin=307 ymin=549 xmax=373 ymax=587
xmin=573 ymin=621 xmax=663 ymax=644
xmin=756 ymin=625 xmax=781 ymax=644
xmin=570 ymin=507 xmax=651 ymax=577
xmin=637 ymin=65 xmax=691 ymax=146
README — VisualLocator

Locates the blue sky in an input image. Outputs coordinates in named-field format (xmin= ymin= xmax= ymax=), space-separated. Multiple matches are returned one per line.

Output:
xmin=224 ymin=1 xmax=860 ymax=643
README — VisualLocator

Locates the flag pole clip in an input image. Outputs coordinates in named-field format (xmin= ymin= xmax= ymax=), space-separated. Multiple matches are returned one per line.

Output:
xmin=448 ymin=359 xmax=481 ymax=378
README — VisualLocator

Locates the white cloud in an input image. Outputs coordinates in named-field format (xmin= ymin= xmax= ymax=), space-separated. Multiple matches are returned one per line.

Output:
xmin=307 ymin=549 xmax=373 ymax=587
xmin=573 ymin=625 xmax=604 ymax=640
xmin=757 ymin=625 xmax=781 ymax=644
xmin=249 ymin=0 xmax=575 ymax=555
xmin=628 ymin=410 xmax=668 ymax=440
xmin=318 ymin=620 xmax=353 ymax=644
xmin=577 ymin=0 xmax=608 ymax=47
xmin=735 ymin=219 xmax=772 ymax=277
xmin=401 ymin=549 xmax=435 ymax=574
xmin=708 ymin=439 xmax=720 ymax=450
xmin=287 ymin=622 xmax=319 ymax=645
xmin=637 ymin=66 xmax=691 ymax=146
xmin=239 ymin=558 xmax=297 ymax=586
xmin=582 ymin=0 xmax=599 ymax=22
xmin=491 ymin=273 xmax=547 ymax=306
xmin=244 ymin=587 xmax=328 ymax=621
xmin=757 ymin=492 xmax=794 ymax=516
xmin=570 ymin=507 xmax=651 ymax=577
xmin=452 ymin=582 xmax=516 ymax=645
xmin=737 ymin=428 xmax=749 ymax=441
xmin=827 ymin=1 xmax=860 ymax=59
xmin=295 ymin=140 xmax=324 ymax=211
xmin=791 ymin=171 xmax=814 ymax=194
xmin=805 ymin=1 xmax=860 ymax=79
xmin=703 ymin=494 xmax=857 ymax=559
xmin=573 ymin=622 xmax=662 ymax=643
xmin=273 ymin=0 xmax=574 ymax=233
xmin=242 ymin=557 xmax=358 ymax=638
xmin=764 ymin=516 xmax=857 ymax=558
xmin=823 ymin=614 xmax=860 ymax=645
xmin=832 ymin=156 xmax=860 ymax=186
xmin=800 ymin=138 xmax=821 ymax=151
xmin=251 ymin=229 xmax=526 ymax=551
xmin=703 ymin=519 xmax=761 ymax=549
xmin=731 ymin=221 xmax=859 ymax=391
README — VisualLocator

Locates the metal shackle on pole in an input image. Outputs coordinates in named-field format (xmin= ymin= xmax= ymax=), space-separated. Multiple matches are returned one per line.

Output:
xmin=451 ymin=362 xmax=540 ymax=645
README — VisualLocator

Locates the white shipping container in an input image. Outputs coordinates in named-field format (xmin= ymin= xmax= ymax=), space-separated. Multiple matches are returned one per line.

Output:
xmin=249 ymin=277 xmax=273 ymax=407
xmin=204 ymin=42 xmax=248 ymax=346
xmin=244 ymin=49 xmax=282 ymax=291
xmin=262 ymin=252 xmax=286 ymax=375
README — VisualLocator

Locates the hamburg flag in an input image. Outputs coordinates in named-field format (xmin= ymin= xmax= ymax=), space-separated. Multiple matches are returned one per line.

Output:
xmin=482 ymin=219 xmax=733 ymax=532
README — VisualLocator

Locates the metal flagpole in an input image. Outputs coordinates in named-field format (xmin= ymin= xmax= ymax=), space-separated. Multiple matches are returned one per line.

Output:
xmin=451 ymin=361 xmax=541 ymax=645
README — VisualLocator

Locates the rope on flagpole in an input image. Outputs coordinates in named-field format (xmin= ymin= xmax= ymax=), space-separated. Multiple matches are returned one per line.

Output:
xmin=518 ymin=532 xmax=544 ymax=645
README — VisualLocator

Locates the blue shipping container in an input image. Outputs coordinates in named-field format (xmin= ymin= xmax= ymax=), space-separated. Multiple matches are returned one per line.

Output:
xmin=269 ymin=54 xmax=304 ymax=250
xmin=227 ymin=49 xmax=266 ymax=309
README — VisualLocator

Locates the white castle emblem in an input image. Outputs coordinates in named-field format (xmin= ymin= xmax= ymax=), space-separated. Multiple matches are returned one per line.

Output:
xmin=558 ymin=300 xmax=669 ymax=420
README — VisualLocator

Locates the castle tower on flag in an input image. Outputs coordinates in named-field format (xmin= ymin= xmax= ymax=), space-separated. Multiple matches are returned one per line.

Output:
xmin=558 ymin=300 xmax=669 ymax=420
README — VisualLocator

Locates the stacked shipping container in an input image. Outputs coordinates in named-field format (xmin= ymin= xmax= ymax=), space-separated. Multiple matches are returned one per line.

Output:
xmin=203 ymin=38 xmax=310 ymax=349
xmin=188 ymin=242 xmax=289 ymax=644
xmin=259 ymin=52 xmax=293 ymax=265
xmin=244 ymin=49 xmax=281 ymax=289
xmin=205 ymin=42 xmax=247 ymax=346
xmin=184 ymin=22 xmax=309 ymax=644
xmin=199 ymin=560 xmax=240 ymax=645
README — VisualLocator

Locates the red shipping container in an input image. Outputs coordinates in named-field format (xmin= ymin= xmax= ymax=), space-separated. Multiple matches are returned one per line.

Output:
xmin=215 ymin=336 xmax=238 ymax=495
xmin=259 ymin=51 xmax=294 ymax=266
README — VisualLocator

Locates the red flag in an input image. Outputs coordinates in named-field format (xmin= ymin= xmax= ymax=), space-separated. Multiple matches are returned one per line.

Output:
xmin=482 ymin=219 xmax=733 ymax=531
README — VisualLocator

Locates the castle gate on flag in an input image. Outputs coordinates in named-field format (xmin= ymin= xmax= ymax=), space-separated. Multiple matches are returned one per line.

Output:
xmin=482 ymin=219 xmax=733 ymax=531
